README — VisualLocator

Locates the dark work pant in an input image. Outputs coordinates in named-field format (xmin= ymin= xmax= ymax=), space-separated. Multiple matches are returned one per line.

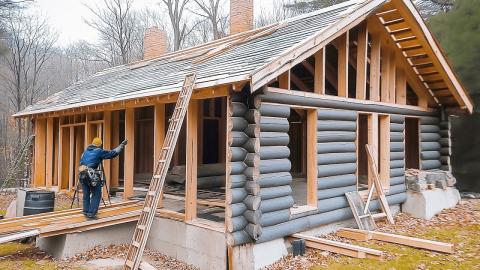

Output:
xmin=81 ymin=180 xmax=102 ymax=216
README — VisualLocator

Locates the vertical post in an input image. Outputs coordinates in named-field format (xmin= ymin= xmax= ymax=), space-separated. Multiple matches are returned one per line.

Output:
xmin=58 ymin=127 xmax=69 ymax=190
xmin=370 ymin=35 xmax=381 ymax=102
xmin=53 ymin=119 xmax=59 ymax=186
xmin=368 ymin=113 xmax=379 ymax=188
xmin=379 ymin=115 xmax=391 ymax=190
xmin=103 ymin=111 xmax=112 ymax=200
xmin=74 ymin=127 xmax=84 ymax=190
xmin=111 ymin=111 xmax=120 ymax=188
xmin=381 ymin=48 xmax=391 ymax=102
xmin=306 ymin=109 xmax=318 ymax=206
xmin=337 ymin=32 xmax=349 ymax=98
xmin=124 ymin=108 xmax=135 ymax=199
xmin=314 ymin=48 xmax=325 ymax=94
xmin=45 ymin=118 xmax=54 ymax=188
xmin=396 ymin=68 xmax=407 ymax=105
xmin=34 ymin=118 xmax=47 ymax=187
xmin=278 ymin=70 xmax=290 ymax=90
xmin=185 ymin=100 xmax=199 ymax=221
xmin=388 ymin=53 xmax=396 ymax=103
xmin=356 ymin=23 xmax=368 ymax=100
xmin=69 ymin=126 xmax=75 ymax=190
xmin=154 ymin=104 xmax=165 ymax=207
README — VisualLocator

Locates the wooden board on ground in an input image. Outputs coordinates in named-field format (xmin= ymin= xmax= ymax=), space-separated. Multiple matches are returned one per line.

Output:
xmin=290 ymin=233 xmax=383 ymax=259
xmin=337 ymin=228 xmax=454 ymax=254
xmin=345 ymin=191 xmax=376 ymax=231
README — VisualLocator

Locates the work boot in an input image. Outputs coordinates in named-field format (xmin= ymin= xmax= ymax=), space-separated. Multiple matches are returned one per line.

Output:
xmin=86 ymin=214 xmax=97 ymax=220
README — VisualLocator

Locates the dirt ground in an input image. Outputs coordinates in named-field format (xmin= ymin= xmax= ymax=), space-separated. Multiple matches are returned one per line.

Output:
xmin=0 ymin=194 xmax=479 ymax=269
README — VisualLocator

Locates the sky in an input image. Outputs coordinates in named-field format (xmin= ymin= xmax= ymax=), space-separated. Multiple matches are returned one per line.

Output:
xmin=29 ymin=0 xmax=285 ymax=47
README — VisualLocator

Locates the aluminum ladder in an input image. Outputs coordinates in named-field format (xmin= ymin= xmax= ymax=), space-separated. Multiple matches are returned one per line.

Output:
xmin=124 ymin=73 xmax=197 ymax=270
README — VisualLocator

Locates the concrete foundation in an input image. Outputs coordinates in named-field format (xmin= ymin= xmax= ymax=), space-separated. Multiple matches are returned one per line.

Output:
xmin=231 ymin=238 xmax=288 ymax=270
xmin=402 ymin=187 xmax=460 ymax=220
xmin=36 ymin=221 xmax=136 ymax=258
xmin=145 ymin=218 xmax=227 ymax=270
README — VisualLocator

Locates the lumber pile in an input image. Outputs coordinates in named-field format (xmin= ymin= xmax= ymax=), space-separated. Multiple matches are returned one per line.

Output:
xmin=405 ymin=169 xmax=456 ymax=192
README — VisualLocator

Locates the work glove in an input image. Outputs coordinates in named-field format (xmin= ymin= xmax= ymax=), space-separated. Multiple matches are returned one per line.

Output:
xmin=121 ymin=140 xmax=128 ymax=146
xmin=114 ymin=140 xmax=128 ymax=154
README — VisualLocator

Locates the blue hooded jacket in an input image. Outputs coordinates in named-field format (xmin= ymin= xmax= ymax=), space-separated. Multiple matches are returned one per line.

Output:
xmin=80 ymin=145 xmax=121 ymax=169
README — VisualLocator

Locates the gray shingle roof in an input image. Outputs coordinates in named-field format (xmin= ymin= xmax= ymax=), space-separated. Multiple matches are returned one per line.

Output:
xmin=16 ymin=0 xmax=365 ymax=117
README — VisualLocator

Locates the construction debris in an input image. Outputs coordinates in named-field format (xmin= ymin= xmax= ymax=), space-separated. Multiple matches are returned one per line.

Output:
xmin=405 ymin=169 xmax=456 ymax=192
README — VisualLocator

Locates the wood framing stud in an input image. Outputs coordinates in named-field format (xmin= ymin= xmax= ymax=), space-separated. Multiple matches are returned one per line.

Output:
xmin=185 ymin=100 xmax=199 ymax=221
xmin=34 ymin=119 xmax=47 ymax=187
xmin=45 ymin=118 xmax=54 ymax=187
xmin=124 ymin=108 xmax=135 ymax=199
xmin=356 ymin=23 xmax=368 ymax=100
xmin=314 ymin=48 xmax=326 ymax=94
xmin=337 ymin=32 xmax=349 ymax=98
xmin=369 ymin=34 xmax=381 ymax=102
xmin=306 ymin=109 xmax=318 ymax=206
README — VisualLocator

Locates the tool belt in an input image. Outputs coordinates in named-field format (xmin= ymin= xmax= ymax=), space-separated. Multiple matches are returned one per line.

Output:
xmin=79 ymin=165 xmax=103 ymax=187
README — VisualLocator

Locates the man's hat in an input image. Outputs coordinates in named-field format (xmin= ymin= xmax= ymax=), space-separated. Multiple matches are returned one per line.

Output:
xmin=92 ymin=137 xmax=102 ymax=147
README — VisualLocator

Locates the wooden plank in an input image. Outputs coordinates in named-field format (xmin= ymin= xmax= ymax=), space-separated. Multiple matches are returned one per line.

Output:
xmin=388 ymin=52 xmax=396 ymax=103
xmin=356 ymin=23 xmax=368 ymax=100
xmin=68 ymin=126 xmax=75 ymax=190
xmin=58 ymin=127 xmax=69 ymax=190
xmin=291 ymin=233 xmax=383 ymax=259
xmin=379 ymin=115 xmax=390 ymax=190
xmin=307 ymin=109 xmax=318 ymax=206
xmin=185 ymin=100 xmax=199 ymax=221
xmin=314 ymin=48 xmax=325 ymax=94
xmin=278 ymin=70 xmax=290 ymax=90
xmin=345 ymin=191 xmax=376 ymax=231
xmin=45 ymin=118 xmax=54 ymax=187
xmin=380 ymin=47 xmax=391 ymax=103
xmin=34 ymin=118 xmax=47 ymax=187
xmin=111 ymin=111 xmax=120 ymax=188
xmin=103 ymin=111 xmax=112 ymax=200
xmin=154 ymin=104 xmax=165 ymax=207
xmin=124 ymin=108 xmax=135 ymax=199
xmin=395 ymin=68 xmax=407 ymax=105
xmin=74 ymin=127 xmax=84 ymax=190
xmin=53 ymin=119 xmax=59 ymax=186
xmin=337 ymin=228 xmax=454 ymax=254
xmin=369 ymin=33 xmax=381 ymax=102
xmin=337 ymin=32 xmax=349 ymax=98
xmin=367 ymin=113 xmax=378 ymax=188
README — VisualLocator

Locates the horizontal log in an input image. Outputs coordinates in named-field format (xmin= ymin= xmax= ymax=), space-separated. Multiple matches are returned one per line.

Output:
xmin=260 ymin=159 xmax=291 ymax=174
xmin=231 ymin=117 xmax=248 ymax=131
xmin=260 ymin=117 xmax=290 ymax=132
xmin=198 ymin=175 xmax=225 ymax=189
xmin=421 ymin=142 xmax=441 ymax=151
xmin=390 ymin=123 xmax=405 ymax=132
xmin=390 ymin=151 xmax=405 ymax=161
xmin=245 ymin=223 xmax=262 ymax=240
xmin=390 ymin=115 xmax=405 ymax=123
xmin=318 ymin=196 xmax=349 ymax=213
xmin=245 ymin=109 xmax=260 ymax=124
xmin=317 ymin=131 xmax=356 ymax=143
xmin=421 ymin=160 xmax=442 ymax=170
xmin=227 ymin=203 xmax=247 ymax=218
xmin=317 ymin=185 xmax=356 ymax=200
xmin=228 ymin=230 xmax=251 ymax=246
xmin=317 ymin=120 xmax=356 ymax=132
xmin=260 ymin=132 xmax=289 ymax=146
xmin=420 ymin=125 xmax=440 ymax=133
xmin=389 ymin=183 xmax=406 ymax=195
xmin=245 ymin=181 xmax=260 ymax=195
xmin=243 ymin=138 xmax=260 ymax=153
xmin=229 ymin=147 xmax=248 ymax=162
xmin=390 ymin=160 xmax=405 ymax=169
xmin=227 ymin=216 xmax=248 ymax=233
xmin=390 ymin=133 xmax=404 ymax=142
xmin=244 ymin=153 xmax=260 ymax=167
xmin=390 ymin=176 xmax=405 ymax=186
xmin=317 ymin=109 xmax=357 ymax=121
xmin=229 ymin=162 xmax=247 ymax=176
xmin=260 ymin=209 xmax=291 ymax=227
xmin=318 ymin=174 xmax=356 ymax=190
xmin=317 ymin=152 xmax=356 ymax=165
xmin=231 ymin=102 xmax=247 ymax=117
xmin=230 ymin=131 xmax=249 ymax=147
xmin=421 ymin=133 xmax=441 ymax=142
xmin=258 ymin=172 xmax=293 ymax=188
xmin=243 ymin=195 xmax=261 ymax=211
xmin=260 ymin=196 xmax=294 ymax=213
xmin=421 ymin=151 xmax=441 ymax=160
xmin=317 ymin=142 xmax=356 ymax=154
xmin=318 ymin=163 xmax=356 ymax=178
xmin=244 ymin=210 xmax=261 ymax=224
xmin=227 ymin=188 xmax=248 ymax=204
xmin=243 ymin=167 xmax=259 ymax=181
xmin=390 ymin=168 xmax=405 ymax=178
xmin=261 ymin=91 xmax=437 ymax=117
xmin=260 ymin=146 xmax=290 ymax=160
xmin=260 ymin=185 xmax=292 ymax=200
xmin=390 ymin=142 xmax=405 ymax=152
xmin=229 ymin=174 xmax=247 ymax=189
xmin=259 ymin=103 xmax=290 ymax=118
xmin=244 ymin=124 xmax=260 ymax=138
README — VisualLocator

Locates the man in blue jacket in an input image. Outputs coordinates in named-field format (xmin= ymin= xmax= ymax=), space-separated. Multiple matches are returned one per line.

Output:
xmin=79 ymin=137 xmax=127 ymax=219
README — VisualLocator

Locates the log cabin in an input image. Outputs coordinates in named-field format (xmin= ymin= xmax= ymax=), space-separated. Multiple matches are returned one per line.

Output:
xmin=13 ymin=0 xmax=473 ymax=268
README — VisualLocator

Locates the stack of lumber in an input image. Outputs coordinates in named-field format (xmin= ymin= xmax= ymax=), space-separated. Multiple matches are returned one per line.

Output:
xmin=405 ymin=169 xmax=456 ymax=192
xmin=0 ymin=201 xmax=142 ymax=243
xmin=166 ymin=163 xmax=226 ymax=188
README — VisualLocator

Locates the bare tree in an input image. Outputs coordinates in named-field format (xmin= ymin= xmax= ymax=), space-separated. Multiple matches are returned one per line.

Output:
xmin=256 ymin=0 xmax=294 ymax=28
xmin=191 ymin=0 xmax=227 ymax=40
xmin=160 ymin=0 xmax=192 ymax=51
xmin=84 ymin=0 xmax=139 ymax=66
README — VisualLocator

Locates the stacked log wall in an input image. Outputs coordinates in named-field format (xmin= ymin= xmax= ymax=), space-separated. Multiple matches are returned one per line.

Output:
xmin=439 ymin=117 xmax=451 ymax=171
xmin=419 ymin=116 xmax=442 ymax=170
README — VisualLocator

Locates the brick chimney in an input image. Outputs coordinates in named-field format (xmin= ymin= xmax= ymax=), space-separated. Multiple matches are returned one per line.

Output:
xmin=230 ymin=0 xmax=253 ymax=35
xmin=143 ymin=27 xmax=167 ymax=60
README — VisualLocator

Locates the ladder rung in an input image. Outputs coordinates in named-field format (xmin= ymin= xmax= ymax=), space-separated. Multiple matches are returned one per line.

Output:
xmin=147 ymin=191 xmax=156 ymax=196
xmin=153 ymin=175 xmax=161 ymax=179
xmin=138 ymin=225 xmax=146 ymax=230
xmin=126 ymin=260 xmax=134 ymax=268
xmin=143 ymin=207 xmax=152 ymax=213
xmin=132 ymin=241 xmax=141 ymax=247
xmin=358 ymin=214 xmax=371 ymax=219
xmin=372 ymin=213 xmax=387 ymax=218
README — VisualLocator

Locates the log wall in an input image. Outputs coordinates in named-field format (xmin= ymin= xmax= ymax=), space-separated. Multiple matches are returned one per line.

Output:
xmin=439 ymin=116 xmax=451 ymax=171
xmin=419 ymin=116 xmax=442 ymax=170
